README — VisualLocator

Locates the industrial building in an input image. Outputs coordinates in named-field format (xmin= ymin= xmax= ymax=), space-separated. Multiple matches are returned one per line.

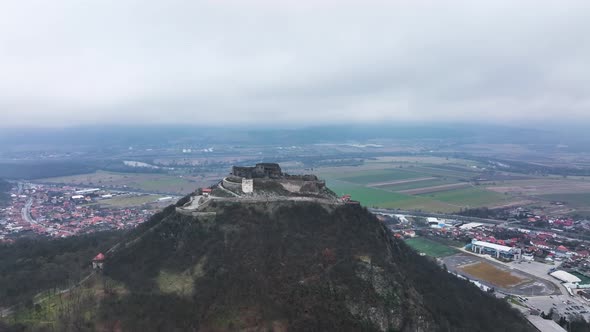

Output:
xmin=471 ymin=239 xmax=522 ymax=260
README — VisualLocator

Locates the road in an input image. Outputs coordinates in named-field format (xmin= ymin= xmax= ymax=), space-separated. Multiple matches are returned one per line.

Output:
xmin=21 ymin=198 xmax=36 ymax=225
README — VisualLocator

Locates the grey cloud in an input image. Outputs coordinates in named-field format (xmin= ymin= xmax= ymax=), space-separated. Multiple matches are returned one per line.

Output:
xmin=0 ymin=0 xmax=589 ymax=127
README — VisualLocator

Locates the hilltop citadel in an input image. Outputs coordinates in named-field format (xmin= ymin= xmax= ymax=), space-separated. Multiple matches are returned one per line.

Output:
xmin=177 ymin=163 xmax=341 ymax=216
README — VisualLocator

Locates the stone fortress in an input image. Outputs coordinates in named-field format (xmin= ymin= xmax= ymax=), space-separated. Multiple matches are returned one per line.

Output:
xmin=224 ymin=163 xmax=327 ymax=195
xmin=231 ymin=163 xmax=283 ymax=179
xmin=177 ymin=163 xmax=335 ymax=216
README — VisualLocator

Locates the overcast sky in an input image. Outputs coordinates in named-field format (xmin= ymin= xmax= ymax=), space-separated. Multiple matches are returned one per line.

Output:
xmin=0 ymin=0 xmax=589 ymax=127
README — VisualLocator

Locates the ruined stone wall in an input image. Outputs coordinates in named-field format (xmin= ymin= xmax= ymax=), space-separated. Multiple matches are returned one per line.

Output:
xmin=222 ymin=177 xmax=243 ymax=192
xmin=232 ymin=163 xmax=282 ymax=179
xmin=275 ymin=179 xmax=325 ymax=194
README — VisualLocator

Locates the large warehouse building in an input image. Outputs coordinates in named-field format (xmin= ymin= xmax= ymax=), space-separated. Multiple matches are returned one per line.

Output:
xmin=471 ymin=240 xmax=522 ymax=260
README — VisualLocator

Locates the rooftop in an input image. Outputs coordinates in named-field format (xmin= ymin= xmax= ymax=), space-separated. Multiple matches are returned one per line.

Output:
xmin=472 ymin=240 xmax=513 ymax=252
xmin=550 ymin=270 xmax=581 ymax=284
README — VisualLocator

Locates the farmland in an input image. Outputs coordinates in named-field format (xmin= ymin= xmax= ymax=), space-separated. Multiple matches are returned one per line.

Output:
xmin=537 ymin=193 xmax=590 ymax=208
xmin=38 ymin=171 xmax=209 ymax=195
xmin=487 ymin=179 xmax=590 ymax=196
xmin=404 ymin=238 xmax=458 ymax=257
xmin=326 ymin=179 xmax=416 ymax=206
xmin=97 ymin=194 xmax=164 ymax=207
xmin=399 ymin=182 xmax=471 ymax=195
xmin=376 ymin=178 xmax=454 ymax=191
xmin=337 ymin=169 xmax=424 ymax=185
xmin=419 ymin=187 xmax=512 ymax=208
xmin=316 ymin=158 xmax=518 ymax=212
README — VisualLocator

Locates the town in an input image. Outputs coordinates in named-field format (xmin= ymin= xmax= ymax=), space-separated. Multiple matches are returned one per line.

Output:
xmin=0 ymin=182 xmax=176 ymax=242
xmin=374 ymin=207 xmax=590 ymax=330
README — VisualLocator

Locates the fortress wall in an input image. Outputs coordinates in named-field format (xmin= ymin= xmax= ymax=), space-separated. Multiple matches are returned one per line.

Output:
xmin=277 ymin=179 xmax=324 ymax=193
xmin=222 ymin=177 xmax=243 ymax=192
xmin=279 ymin=180 xmax=303 ymax=193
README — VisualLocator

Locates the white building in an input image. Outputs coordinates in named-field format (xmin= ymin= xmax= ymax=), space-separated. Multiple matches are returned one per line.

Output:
xmin=550 ymin=270 xmax=581 ymax=284
xmin=460 ymin=222 xmax=484 ymax=230
xmin=242 ymin=179 xmax=254 ymax=193
xmin=471 ymin=240 xmax=522 ymax=260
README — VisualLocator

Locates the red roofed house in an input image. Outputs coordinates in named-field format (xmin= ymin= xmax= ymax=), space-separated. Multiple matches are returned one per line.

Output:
xmin=92 ymin=253 xmax=105 ymax=270
xmin=532 ymin=240 xmax=551 ymax=250
xmin=202 ymin=188 xmax=212 ymax=196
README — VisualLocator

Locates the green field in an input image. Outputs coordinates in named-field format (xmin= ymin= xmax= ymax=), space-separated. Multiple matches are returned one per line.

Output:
xmin=404 ymin=237 xmax=458 ymax=257
xmin=419 ymin=187 xmax=511 ymax=208
xmin=40 ymin=171 xmax=198 ymax=194
xmin=337 ymin=169 xmax=424 ymax=185
xmin=404 ymin=166 xmax=479 ymax=179
xmin=538 ymin=193 xmax=590 ymax=208
xmin=99 ymin=195 xmax=163 ymax=207
xmin=325 ymin=179 xmax=458 ymax=212
xmin=132 ymin=178 xmax=191 ymax=192
xmin=326 ymin=179 xmax=414 ymax=206
xmin=315 ymin=160 xmax=514 ymax=212
xmin=378 ymin=178 xmax=457 ymax=192
xmin=377 ymin=198 xmax=459 ymax=213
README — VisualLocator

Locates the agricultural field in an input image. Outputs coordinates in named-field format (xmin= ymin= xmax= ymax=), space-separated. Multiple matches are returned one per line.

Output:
xmin=486 ymin=178 xmax=590 ymax=214
xmin=398 ymin=183 xmax=471 ymax=195
xmin=325 ymin=179 xmax=459 ymax=212
xmin=336 ymin=169 xmax=424 ymax=185
xmin=404 ymin=237 xmax=458 ymax=258
xmin=39 ymin=170 xmax=209 ymax=195
xmin=419 ymin=187 xmax=512 ymax=208
xmin=537 ymin=193 xmax=590 ymax=209
xmin=98 ymin=194 xmax=164 ymax=207
xmin=487 ymin=178 xmax=590 ymax=196
xmin=317 ymin=158 xmax=519 ymax=212
xmin=375 ymin=178 xmax=454 ymax=191
xmin=459 ymin=262 xmax=527 ymax=288
xmin=326 ymin=179 xmax=416 ymax=206
xmin=365 ymin=156 xmax=483 ymax=167
xmin=406 ymin=165 xmax=481 ymax=179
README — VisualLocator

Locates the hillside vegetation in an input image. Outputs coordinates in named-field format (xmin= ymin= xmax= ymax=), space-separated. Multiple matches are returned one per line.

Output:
xmin=3 ymin=198 xmax=533 ymax=331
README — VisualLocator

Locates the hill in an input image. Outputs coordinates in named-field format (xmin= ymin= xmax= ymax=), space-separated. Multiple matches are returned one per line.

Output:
xmin=17 ymin=198 xmax=529 ymax=331
xmin=1 ymin=179 xmax=534 ymax=331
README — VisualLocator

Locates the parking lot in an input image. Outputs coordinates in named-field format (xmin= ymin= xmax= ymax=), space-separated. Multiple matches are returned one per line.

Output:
xmin=526 ymin=294 xmax=590 ymax=321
